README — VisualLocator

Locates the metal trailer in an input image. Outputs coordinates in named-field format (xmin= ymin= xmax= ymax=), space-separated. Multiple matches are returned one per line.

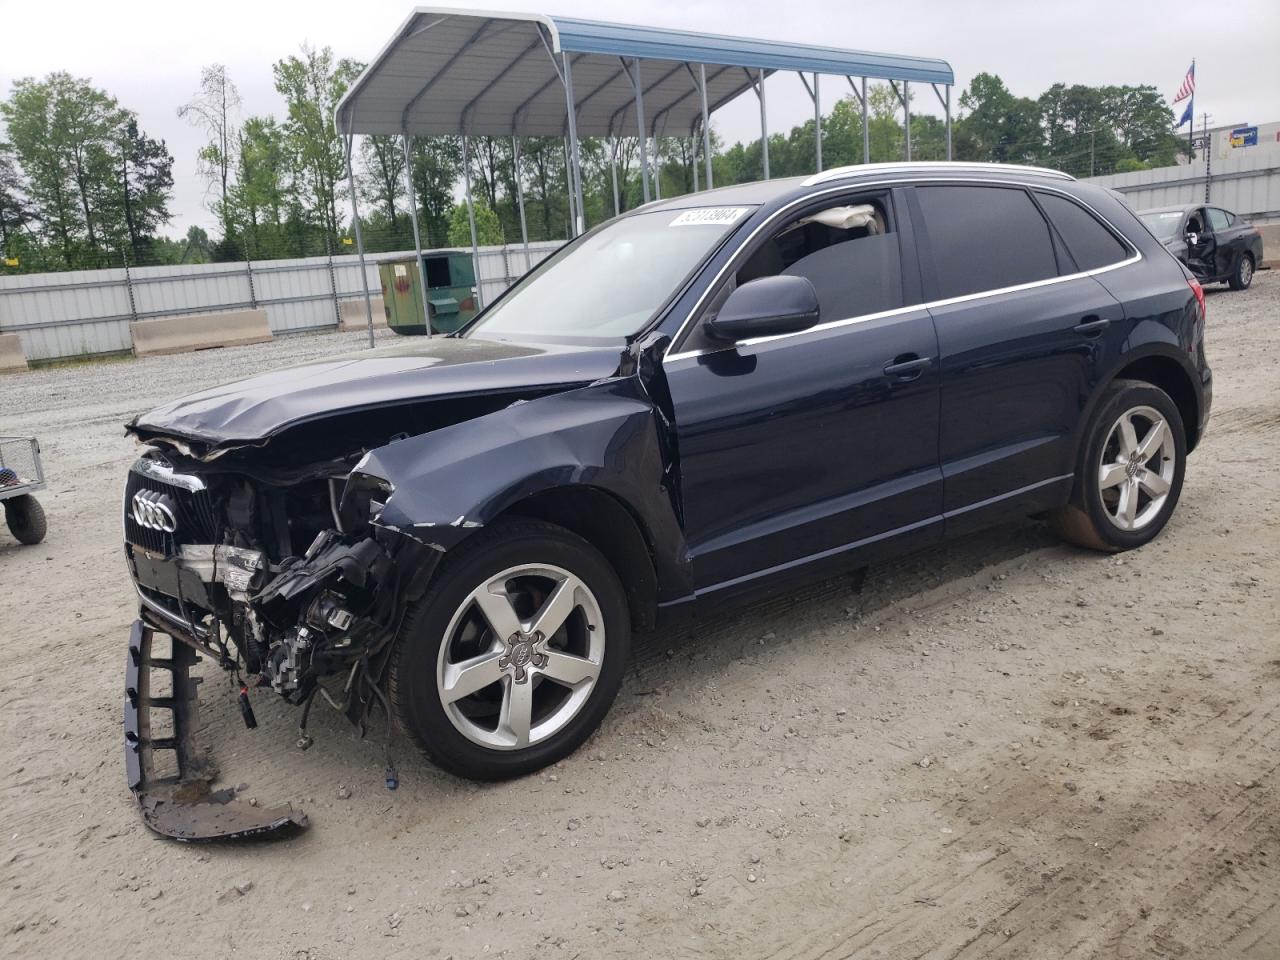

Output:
xmin=332 ymin=9 xmax=956 ymax=350
xmin=0 ymin=436 xmax=47 ymax=545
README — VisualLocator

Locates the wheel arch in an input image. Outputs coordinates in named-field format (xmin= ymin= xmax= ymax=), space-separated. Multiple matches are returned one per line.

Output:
xmin=1073 ymin=346 xmax=1202 ymax=465
xmin=498 ymin=485 xmax=660 ymax=632
xmin=1108 ymin=352 xmax=1202 ymax=452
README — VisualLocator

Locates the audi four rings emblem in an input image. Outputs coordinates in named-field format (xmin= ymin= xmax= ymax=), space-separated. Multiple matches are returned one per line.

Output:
xmin=132 ymin=490 xmax=179 ymax=533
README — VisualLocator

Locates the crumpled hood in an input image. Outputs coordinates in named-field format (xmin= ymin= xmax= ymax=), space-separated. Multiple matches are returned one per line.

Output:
xmin=127 ymin=335 xmax=624 ymax=454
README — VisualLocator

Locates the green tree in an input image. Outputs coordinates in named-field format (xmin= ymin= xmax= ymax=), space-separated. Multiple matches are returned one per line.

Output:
xmin=447 ymin=199 xmax=503 ymax=246
xmin=114 ymin=116 xmax=174 ymax=260
xmin=360 ymin=135 xmax=406 ymax=230
xmin=273 ymin=45 xmax=362 ymax=241
xmin=0 ymin=140 xmax=34 ymax=254
xmin=956 ymin=73 xmax=1043 ymax=164
xmin=411 ymin=135 xmax=462 ymax=247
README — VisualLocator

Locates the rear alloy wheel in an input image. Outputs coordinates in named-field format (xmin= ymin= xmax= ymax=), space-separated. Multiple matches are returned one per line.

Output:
xmin=1050 ymin=380 xmax=1186 ymax=552
xmin=1229 ymin=253 xmax=1254 ymax=291
xmin=390 ymin=520 xmax=629 ymax=780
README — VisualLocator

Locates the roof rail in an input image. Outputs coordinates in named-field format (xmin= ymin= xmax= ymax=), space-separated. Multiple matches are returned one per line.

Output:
xmin=802 ymin=161 xmax=1074 ymax=187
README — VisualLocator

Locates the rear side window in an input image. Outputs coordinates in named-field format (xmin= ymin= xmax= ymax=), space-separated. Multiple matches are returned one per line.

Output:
xmin=915 ymin=185 xmax=1058 ymax=299
xmin=1036 ymin=192 xmax=1130 ymax=271
xmin=1207 ymin=208 xmax=1231 ymax=232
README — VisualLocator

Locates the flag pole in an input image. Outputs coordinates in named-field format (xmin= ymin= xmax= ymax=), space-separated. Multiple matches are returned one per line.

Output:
xmin=1188 ymin=58 xmax=1195 ymax=159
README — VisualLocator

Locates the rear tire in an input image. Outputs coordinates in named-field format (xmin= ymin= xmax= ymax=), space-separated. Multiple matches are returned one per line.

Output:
xmin=1049 ymin=380 xmax=1186 ymax=552
xmin=388 ymin=519 xmax=630 ymax=781
xmin=1228 ymin=252 xmax=1254 ymax=291
xmin=4 ymin=495 xmax=47 ymax=545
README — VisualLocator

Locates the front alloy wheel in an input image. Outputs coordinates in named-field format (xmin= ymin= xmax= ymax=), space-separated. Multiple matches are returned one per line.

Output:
xmin=437 ymin=564 xmax=605 ymax=751
xmin=390 ymin=520 xmax=629 ymax=780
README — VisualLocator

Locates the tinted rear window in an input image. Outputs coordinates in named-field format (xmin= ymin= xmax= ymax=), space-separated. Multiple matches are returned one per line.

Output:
xmin=915 ymin=185 xmax=1058 ymax=299
xmin=1207 ymin=208 xmax=1231 ymax=232
xmin=1036 ymin=192 xmax=1130 ymax=271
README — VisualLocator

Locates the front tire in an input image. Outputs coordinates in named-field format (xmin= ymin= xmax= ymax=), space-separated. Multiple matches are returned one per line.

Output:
xmin=1228 ymin=253 xmax=1254 ymax=291
xmin=389 ymin=519 xmax=630 ymax=781
xmin=1050 ymin=380 xmax=1186 ymax=552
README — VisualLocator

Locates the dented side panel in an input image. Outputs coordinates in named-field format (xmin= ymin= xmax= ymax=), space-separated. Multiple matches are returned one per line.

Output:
xmin=358 ymin=377 xmax=694 ymax=600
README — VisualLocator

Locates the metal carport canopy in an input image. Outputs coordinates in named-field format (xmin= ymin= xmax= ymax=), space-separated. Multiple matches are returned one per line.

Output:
xmin=334 ymin=7 xmax=955 ymax=138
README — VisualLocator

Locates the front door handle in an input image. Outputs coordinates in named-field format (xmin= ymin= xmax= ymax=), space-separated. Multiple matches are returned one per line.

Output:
xmin=883 ymin=355 xmax=933 ymax=380
xmin=1073 ymin=317 xmax=1111 ymax=336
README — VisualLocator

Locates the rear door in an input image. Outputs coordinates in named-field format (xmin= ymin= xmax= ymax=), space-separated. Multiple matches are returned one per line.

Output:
xmin=907 ymin=182 xmax=1130 ymax=531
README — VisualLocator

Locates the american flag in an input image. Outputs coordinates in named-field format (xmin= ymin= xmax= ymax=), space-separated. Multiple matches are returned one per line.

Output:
xmin=1172 ymin=62 xmax=1195 ymax=104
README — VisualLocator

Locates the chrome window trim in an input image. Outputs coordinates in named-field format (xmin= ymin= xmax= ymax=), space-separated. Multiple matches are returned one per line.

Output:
xmin=662 ymin=176 xmax=1140 ymax=364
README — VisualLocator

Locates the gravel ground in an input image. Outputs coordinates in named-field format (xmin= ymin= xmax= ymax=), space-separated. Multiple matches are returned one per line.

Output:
xmin=2 ymin=276 xmax=1278 ymax=959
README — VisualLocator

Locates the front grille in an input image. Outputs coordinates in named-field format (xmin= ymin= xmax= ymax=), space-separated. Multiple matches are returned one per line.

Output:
xmin=123 ymin=460 xmax=219 ymax=555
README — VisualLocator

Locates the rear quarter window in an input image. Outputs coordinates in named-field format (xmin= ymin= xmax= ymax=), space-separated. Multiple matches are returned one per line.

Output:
xmin=915 ymin=185 xmax=1058 ymax=299
xmin=1036 ymin=192 xmax=1131 ymax=271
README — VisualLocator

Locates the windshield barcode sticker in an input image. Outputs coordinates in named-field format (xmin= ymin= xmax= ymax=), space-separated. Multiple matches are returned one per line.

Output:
xmin=669 ymin=207 xmax=749 ymax=227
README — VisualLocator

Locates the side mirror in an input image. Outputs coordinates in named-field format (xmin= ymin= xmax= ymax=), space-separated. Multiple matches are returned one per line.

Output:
xmin=704 ymin=275 xmax=821 ymax=342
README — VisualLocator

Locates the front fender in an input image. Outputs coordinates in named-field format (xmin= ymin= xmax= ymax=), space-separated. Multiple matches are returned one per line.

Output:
xmin=355 ymin=376 xmax=689 ymax=587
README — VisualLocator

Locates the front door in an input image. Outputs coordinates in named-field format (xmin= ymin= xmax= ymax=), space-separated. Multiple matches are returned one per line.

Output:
xmin=663 ymin=189 xmax=943 ymax=592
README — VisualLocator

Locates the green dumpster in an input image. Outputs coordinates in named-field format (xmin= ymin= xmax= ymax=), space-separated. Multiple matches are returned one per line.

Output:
xmin=379 ymin=251 xmax=479 ymax=335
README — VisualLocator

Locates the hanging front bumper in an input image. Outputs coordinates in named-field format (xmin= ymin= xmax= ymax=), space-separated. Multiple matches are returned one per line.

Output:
xmin=124 ymin=618 xmax=308 ymax=841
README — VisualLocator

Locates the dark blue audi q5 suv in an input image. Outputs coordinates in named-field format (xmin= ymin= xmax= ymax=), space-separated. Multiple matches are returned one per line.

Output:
xmin=122 ymin=162 xmax=1210 ymax=835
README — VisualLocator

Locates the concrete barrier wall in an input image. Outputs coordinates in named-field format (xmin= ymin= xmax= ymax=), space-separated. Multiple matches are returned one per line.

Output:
xmin=338 ymin=296 xmax=387 ymax=332
xmin=1257 ymin=223 xmax=1280 ymax=266
xmin=130 ymin=309 xmax=273 ymax=357
xmin=0 ymin=333 xmax=27 ymax=374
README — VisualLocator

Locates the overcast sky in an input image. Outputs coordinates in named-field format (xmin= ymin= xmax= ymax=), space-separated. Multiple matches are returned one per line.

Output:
xmin=3 ymin=0 xmax=1277 ymax=236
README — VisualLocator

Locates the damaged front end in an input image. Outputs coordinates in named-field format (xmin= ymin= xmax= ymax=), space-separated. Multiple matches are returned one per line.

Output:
xmin=122 ymin=450 xmax=440 ymax=841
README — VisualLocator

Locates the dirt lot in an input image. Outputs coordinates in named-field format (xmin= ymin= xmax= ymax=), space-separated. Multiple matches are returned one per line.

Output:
xmin=2 ymin=275 xmax=1278 ymax=960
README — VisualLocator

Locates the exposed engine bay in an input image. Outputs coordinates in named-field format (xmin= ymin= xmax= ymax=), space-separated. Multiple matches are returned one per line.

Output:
xmin=122 ymin=443 xmax=442 ymax=839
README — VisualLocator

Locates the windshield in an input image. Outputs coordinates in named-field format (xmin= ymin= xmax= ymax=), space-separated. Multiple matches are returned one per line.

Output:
xmin=466 ymin=206 xmax=752 ymax=340
xmin=1139 ymin=210 xmax=1185 ymax=241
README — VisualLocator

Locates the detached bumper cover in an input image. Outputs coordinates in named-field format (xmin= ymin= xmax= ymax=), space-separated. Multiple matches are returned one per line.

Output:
xmin=124 ymin=619 xmax=308 ymax=841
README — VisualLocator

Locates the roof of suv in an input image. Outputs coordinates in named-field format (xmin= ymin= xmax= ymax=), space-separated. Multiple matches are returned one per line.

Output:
xmin=642 ymin=162 xmax=1077 ymax=213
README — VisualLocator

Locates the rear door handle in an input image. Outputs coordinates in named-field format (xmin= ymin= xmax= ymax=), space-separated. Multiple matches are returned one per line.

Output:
xmin=1073 ymin=317 xmax=1111 ymax=336
xmin=883 ymin=355 xmax=933 ymax=379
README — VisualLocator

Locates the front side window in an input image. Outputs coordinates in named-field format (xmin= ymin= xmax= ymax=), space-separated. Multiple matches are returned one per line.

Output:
xmin=1036 ymin=191 xmax=1130 ymax=271
xmin=1207 ymin=208 xmax=1231 ymax=232
xmin=734 ymin=197 xmax=905 ymax=322
xmin=915 ymin=185 xmax=1058 ymax=299
xmin=466 ymin=206 xmax=750 ymax=341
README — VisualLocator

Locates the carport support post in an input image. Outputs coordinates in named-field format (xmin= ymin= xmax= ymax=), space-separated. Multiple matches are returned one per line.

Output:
xmin=757 ymin=68 xmax=770 ymax=179
xmin=561 ymin=52 xmax=586 ymax=236
xmin=461 ymin=135 xmax=483 ymax=310
xmin=862 ymin=77 xmax=869 ymax=164
xmin=401 ymin=131 xmax=432 ymax=337
xmin=904 ymin=81 xmax=912 ymax=161
xmin=945 ymin=85 xmax=952 ymax=161
xmin=800 ymin=71 xmax=822 ymax=173
xmin=343 ymin=131 xmax=376 ymax=348
xmin=813 ymin=73 xmax=822 ymax=172
xmin=609 ymin=136 xmax=621 ymax=216
xmin=631 ymin=59 xmax=650 ymax=205
xmin=698 ymin=63 xmax=713 ymax=188
xmin=511 ymin=136 xmax=532 ymax=270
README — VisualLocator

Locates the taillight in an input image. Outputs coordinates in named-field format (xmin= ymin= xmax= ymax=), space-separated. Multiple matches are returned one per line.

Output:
xmin=1188 ymin=277 xmax=1205 ymax=321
